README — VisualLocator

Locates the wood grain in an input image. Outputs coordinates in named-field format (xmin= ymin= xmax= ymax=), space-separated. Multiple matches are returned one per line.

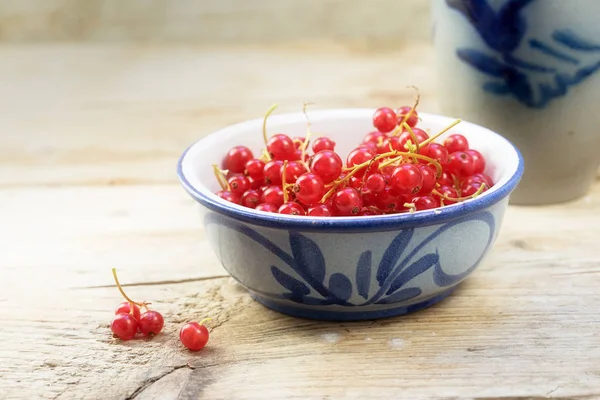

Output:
xmin=1 ymin=43 xmax=599 ymax=400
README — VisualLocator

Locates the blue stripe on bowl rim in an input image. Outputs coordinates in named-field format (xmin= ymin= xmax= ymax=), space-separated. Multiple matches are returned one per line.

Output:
xmin=177 ymin=110 xmax=524 ymax=233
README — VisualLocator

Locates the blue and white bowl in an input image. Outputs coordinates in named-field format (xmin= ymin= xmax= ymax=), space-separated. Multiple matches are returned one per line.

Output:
xmin=178 ymin=109 xmax=523 ymax=321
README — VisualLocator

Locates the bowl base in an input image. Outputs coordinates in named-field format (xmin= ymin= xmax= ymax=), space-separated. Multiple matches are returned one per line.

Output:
xmin=249 ymin=287 xmax=456 ymax=322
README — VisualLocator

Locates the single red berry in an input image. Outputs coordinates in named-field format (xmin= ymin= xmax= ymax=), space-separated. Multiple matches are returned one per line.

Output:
xmin=228 ymin=175 xmax=251 ymax=197
xmin=261 ymin=186 xmax=285 ymax=209
xmin=115 ymin=301 xmax=141 ymax=321
xmin=373 ymin=107 xmax=398 ymax=133
xmin=419 ymin=143 xmax=449 ymax=166
xmin=417 ymin=164 xmax=436 ymax=195
xmin=346 ymin=147 xmax=377 ymax=174
xmin=358 ymin=207 xmax=384 ymax=216
xmin=263 ymin=160 xmax=283 ymax=185
xmin=255 ymin=203 xmax=278 ymax=213
xmin=222 ymin=146 xmax=253 ymax=174
xmin=180 ymin=322 xmax=210 ymax=351
xmin=241 ymin=189 xmax=261 ymax=208
xmin=437 ymin=185 xmax=459 ymax=205
xmin=290 ymin=149 xmax=305 ymax=161
xmin=382 ymin=136 xmax=402 ymax=152
xmin=437 ymin=171 xmax=454 ymax=187
xmin=396 ymin=106 xmax=419 ymax=127
xmin=465 ymin=172 xmax=493 ymax=187
xmin=390 ymin=164 xmax=424 ymax=195
xmin=374 ymin=188 xmax=406 ymax=213
xmin=444 ymin=134 xmax=469 ymax=153
xmin=349 ymin=175 xmax=364 ymax=190
xmin=267 ymin=134 xmax=296 ymax=160
xmin=216 ymin=190 xmax=240 ymax=204
xmin=307 ymin=204 xmax=332 ymax=217
xmin=466 ymin=149 xmax=486 ymax=174
xmin=278 ymin=201 xmax=306 ymax=215
xmin=244 ymin=159 xmax=265 ymax=181
xmin=412 ymin=195 xmax=440 ymax=211
xmin=111 ymin=313 xmax=138 ymax=341
xmin=332 ymin=187 xmax=363 ymax=216
xmin=310 ymin=150 xmax=343 ymax=184
xmin=363 ymin=131 xmax=386 ymax=145
xmin=247 ymin=176 xmax=262 ymax=190
xmin=398 ymin=128 xmax=429 ymax=151
xmin=365 ymin=173 xmax=387 ymax=193
xmin=282 ymin=161 xmax=306 ymax=183
xmin=312 ymin=137 xmax=336 ymax=153
xmin=447 ymin=151 xmax=475 ymax=179
xmin=461 ymin=181 xmax=489 ymax=197
xmin=294 ymin=173 xmax=325 ymax=206
xmin=138 ymin=310 xmax=164 ymax=337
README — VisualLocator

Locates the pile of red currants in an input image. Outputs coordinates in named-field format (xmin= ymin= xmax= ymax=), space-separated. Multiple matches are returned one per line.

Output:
xmin=214 ymin=103 xmax=493 ymax=217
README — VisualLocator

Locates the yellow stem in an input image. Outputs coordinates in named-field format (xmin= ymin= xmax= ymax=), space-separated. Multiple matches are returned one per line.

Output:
xmin=262 ymin=104 xmax=279 ymax=159
xmin=282 ymin=160 xmax=289 ymax=203
xmin=300 ymin=102 xmax=314 ymax=171
xmin=433 ymin=182 xmax=486 ymax=202
xmin=402 ymin=122 xmax=420 ymax=152
xmin=404 ymin=202 xmax=416 ymax=213
xmin=420 ymin=119 xmax=462 ymax=148
xmin=398 ymin=86 xmax=420 ymax=127
xmin=212 ymin=164 xmax=230 ymax=191
xmin=112 ymin=268 xmax=144 ymax=308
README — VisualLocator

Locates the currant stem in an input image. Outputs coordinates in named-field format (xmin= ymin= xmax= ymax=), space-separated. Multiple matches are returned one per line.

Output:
xmin=262 ymin=104 xmax=279 ymax=159
xmin=282 ymin=160 xmax=289 ymax=203
xmin=419 ymin=119 xmax=462 ymax=148
xmin=300 ymin=102 xmax=314 ymax=170
xmin=433 ymin=182 xmax=487 ymax=202
xmin=404 ymin=202 xmax=416 ymax=213
xmin=212 ymin=164 xmax=230 ymax=191
xmin=402 ymin=122 xmax=420 ymax=152
xmin=399 ymin=87 xmax=420 ymax=128
xmin=111 ymin=268 xmax=144 ymax=308
xmin=199 ymin=317 xmax=213 ymax=330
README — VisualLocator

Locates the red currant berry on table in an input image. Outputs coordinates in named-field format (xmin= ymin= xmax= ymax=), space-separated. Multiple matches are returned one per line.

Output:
xmin=111 ymin=313 xmax=138 ymax=341
xmin=396 ymin=106 xmax=419 ymax=127
xmin=390 ymin=164 xmax=424 ymax=195
xmin=241 ymin=190 xmax=260 ymax=208
xmin=466 ymin=149 xmax=486 ymax=174
xmin=255 ymin=203 xmax=278 ymax=213
xmin=115 ymin=301 xmax=141 ymax=321
xmin=263 ymin=160 xmax=283 ymax=185
xmin=310 ymin=150 xmax=343 ymax=184
xmin=332 ymin=187 xmax=363 ymax=216
xmin=138 ymin=310 xmax=164 ymax=336
xmin=267 ymin=134 xmax=295 ymax=160
xmin=261 ymin=186 xmax=285 ymax=209
xmin=244 ymin=159 xmax=265 ymax=181
xmin=279 ymin=201 xmax=305 ymax=215
xmin=447 ymin=151 xmax=475 ymax=179
xmin=222 ymin=146 xmax=253 ymax=174
xmin=312 ymin=136 xmax=336 ymax=153
xmin=180 ymin=321 xmax=210 ymax=351
xmin=227 ymin=175 xmax=251 ymax=197
xmin=444 ymin=134 xmax=469 ymax=153
xmin=373 ymin=107 xmax=398 ymax=133
xmin=307 ymin=204 xmax=332 ymax=217
xmin=216 ymin=190 xmax=240 ymax=204
xmin=294 ymin=173 xmax=325 ymax=206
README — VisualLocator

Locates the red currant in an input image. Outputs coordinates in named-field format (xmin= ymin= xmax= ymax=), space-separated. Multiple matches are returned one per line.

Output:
xmin=332 ymin=187 xmax=363 ymax=216
xmin=413 ymin=195 xmax=440 ymax=211
xmin=293 ymin=136 xmax=306 ymax=149
xmin=222 ymin=146 xmax=253 ymax=174
xmin=255 ymin=203 xmax=278 ymax=213
xmin=398 ymin=128 xmax=429 ymax=151
xmin=444 ymin=134 xmax=469 ymax=153
xmin=396 ymin=106 xmax=419 ymax=127
xmin=267 ymin=134 xmax=295 ymax=160
xmin=417 ymin=164 xmax=436 ymax=195
xmin=241 ymin=189 xmax=261 ymax=208
xmin=312 ymin=137 xmax=336 ymax=153
xmin=247 ymin=176 xmax=262 ymax=190
xmin=282 ymin=161 xmax=306 ymax=183
xmin=461 ymin=181 xmax=489 ymax=197
xmin=390 ymin=164 xmax=423 ymax=195
xmin=310 ymin=150 xmax=343 ymax=184
xmin=437 ymin=185 xmax=459 ymax=205
xmin=419 ymin=143 xmax=449 ymax=166
xmin=115 ymin=301 xmax=141 ymax=321
xmin=216 ymin=190 xmax=240 ymax=204
xmin=466 ymin=149 xmax=485 ymax=174
xmin=294 ymin=173 xmax=325 ymax=205
xmin=263 ymin=160 xmax=283 ymax=185
xmin=466 ymin=173 xmax=493 ymax=187
xmin=244 ymin=159 xmax=265 ymax=181
xmin=374 ymin=188 xmax=406 ymax=213
xmin=111 ymin=313 xmax=138 ymax=341
xmin=180 ymin=322 xmax=210 ymax=351
xmin=437 ymin=171 xmax=454 ymax=187
xmin=228 ymin=175 xmax=251 ymax=197
xmin=365 ymin=173 xmax=387 ymax=193
xmin=346 ymin=147 xmax=376 ymax=174
xmin=261 ymin=186 xmax=285 ymax=209
xmin=373 ymin=107 xmax=398 ymax=133
xmin=447 ymin=151 xmax=475 ymax=179
xmin=307 ymin=204 xmax=332 ymax=216
xmin=138 ymin=310 xmax=164 ymax=336
xmin=279 ymin=202 xmax=305 ymax=215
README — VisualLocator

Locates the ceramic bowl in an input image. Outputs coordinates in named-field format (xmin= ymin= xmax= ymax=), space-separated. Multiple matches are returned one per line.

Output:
xmin=178 ymin=109 xmax=523 ymax=321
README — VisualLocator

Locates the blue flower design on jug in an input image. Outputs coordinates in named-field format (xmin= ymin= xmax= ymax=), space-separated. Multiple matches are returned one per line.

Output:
xmin=204 ymin=211 xmax=495 ymax=307
xmin=446 ymin=0 xmax=600 ymax=109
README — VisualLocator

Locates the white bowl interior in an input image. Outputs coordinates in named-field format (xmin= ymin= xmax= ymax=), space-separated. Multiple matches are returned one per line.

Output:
xmin=181 ymin=109 xmax=519 ymax=213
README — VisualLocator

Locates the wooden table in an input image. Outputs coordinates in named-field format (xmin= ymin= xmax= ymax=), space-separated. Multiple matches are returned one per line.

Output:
xmin=1 ymin=43 xmax=599 ymax=400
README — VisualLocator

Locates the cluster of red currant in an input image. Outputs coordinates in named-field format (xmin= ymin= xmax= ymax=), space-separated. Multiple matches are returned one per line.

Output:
xmin=110 ymin=268 xmax=211 ymax=351
xmin=213 ymin=101 xmax=493 ymax=216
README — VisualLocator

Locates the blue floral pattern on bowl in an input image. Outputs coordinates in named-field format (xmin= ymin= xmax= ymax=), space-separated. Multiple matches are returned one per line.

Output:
xmin=446 ymin=0 xmax=600 ymax=109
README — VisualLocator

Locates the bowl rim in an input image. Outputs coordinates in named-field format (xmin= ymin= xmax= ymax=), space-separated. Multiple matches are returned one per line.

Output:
xmin=177 ymin=109 xmax=524 ymax=231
